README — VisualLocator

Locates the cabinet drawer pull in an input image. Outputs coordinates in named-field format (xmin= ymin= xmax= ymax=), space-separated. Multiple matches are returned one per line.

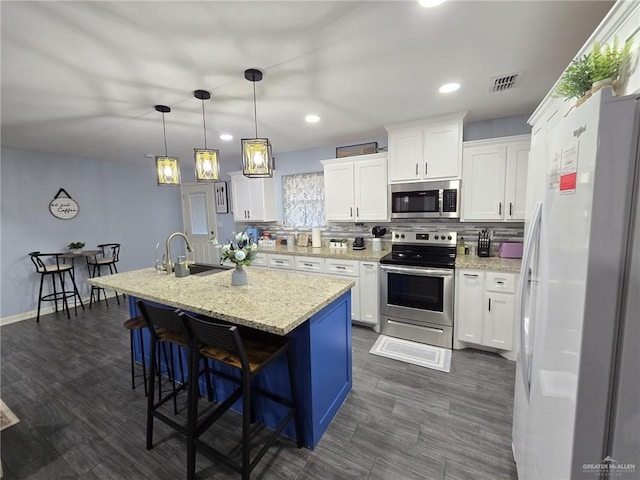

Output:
xmin=275 ymin=260 xmax=284 ymax=264
xmin=356 ymin=207 xmax=359 ymax=217
xmin=488 ymin=298 xmax=492 ymax=311
xmin=425 ymin=162 xmax=428 ymax=176
xmin=496 ymin=280 xmax=505 ymax=285
xmin=498 ymin=202 xmax=502 ymax=215
xmin=509 ymin=202 xmax=513 ymax=216
xmin=415 ymin=163 xmax=418 ymax=176
xmin=350 ymin=207 xmax=353 ymax=218
xmin=303 ymin=263 xmax=313 ymax=267
xmin=335 ymin=265 xmax=346 ymax=270
xmin=463 ymin=273 xmax=479 ymax=277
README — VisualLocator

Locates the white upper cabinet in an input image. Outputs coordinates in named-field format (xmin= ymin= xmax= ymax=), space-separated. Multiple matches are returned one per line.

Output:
xmin=229 ymin=171 xmax=278 ymax=222
xmin=386 ymin=112 xmax=466 ymax=183
xmin=461 ymin=135 xmax=530 ymax=222
xmin=322 ymin=153 xmax=388 ymax=222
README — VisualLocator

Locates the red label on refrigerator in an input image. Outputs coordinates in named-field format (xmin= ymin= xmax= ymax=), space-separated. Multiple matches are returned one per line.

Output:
xmin=560 ymin=172 xmax=577 ymax=192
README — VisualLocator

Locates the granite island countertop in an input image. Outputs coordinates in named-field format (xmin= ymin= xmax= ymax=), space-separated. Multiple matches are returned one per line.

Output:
xmin=456 ymin=255 xmax=522 ymax=273
xmin=256 ymin=244 xmax=390 ymax=262
xmin=88 ymin=267 xmax=354 ymax=335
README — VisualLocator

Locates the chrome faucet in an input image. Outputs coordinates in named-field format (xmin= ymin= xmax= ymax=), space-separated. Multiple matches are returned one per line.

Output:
xmin=165 ymin=232 xmax=193 ymax=275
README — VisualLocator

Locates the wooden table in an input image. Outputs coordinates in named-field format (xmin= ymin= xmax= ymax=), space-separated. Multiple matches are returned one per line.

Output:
xmin=60 ymin=249 xmax=101 ymax=275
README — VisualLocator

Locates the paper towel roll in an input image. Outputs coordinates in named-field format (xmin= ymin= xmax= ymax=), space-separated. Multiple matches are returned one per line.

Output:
xmin=312 ymin=228 xmax=322 ymax=248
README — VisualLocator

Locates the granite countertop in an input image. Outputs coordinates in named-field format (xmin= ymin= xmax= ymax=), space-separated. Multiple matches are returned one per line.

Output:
xmin=456 ymin=255 xmax=522 ymax=273
xmin=88 ymin=267 xmax=355 ymax=335
xmin=257 ymin=244 xmax=390 ymax=262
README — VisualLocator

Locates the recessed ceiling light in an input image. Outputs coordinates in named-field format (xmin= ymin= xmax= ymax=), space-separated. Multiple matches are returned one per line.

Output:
xmin=220 ymin=133 xmax=233 ymax=141
xmin=439 ymin=82 xmax=460 ymax=93
xmin=305 ymin=114 xmax=320 ymax=123
xmin=419 ymin=0 xmax=446 ymax=7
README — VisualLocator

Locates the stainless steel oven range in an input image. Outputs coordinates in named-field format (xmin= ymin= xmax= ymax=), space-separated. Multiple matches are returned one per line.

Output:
xmin=379 ymin=230 xmax=457 ymax=348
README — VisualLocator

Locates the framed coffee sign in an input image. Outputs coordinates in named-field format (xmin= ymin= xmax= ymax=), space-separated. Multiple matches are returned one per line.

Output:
xmin=49 ymin=188 xmax=79 ymax=220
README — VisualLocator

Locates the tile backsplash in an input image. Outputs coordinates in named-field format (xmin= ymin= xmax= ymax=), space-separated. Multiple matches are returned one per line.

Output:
xmin=243 ymin=220 xmax=523 ymax=251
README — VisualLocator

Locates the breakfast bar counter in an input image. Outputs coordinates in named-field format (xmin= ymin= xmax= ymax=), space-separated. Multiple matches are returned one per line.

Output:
xmin=89 ymin=267 xmax=355 ymax=448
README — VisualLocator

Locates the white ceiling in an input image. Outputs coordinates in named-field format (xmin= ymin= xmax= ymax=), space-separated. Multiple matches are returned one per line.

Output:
xmin=1 ymin=1 xmax=614 ymax=167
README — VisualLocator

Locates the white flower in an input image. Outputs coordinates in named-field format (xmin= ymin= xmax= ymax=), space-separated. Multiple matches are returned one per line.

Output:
xmin=221 ymin=244 xmax=230 ymax=254
xmin=251 ymin=244 xmax=257 ymax=251
xmin=234 ymin=250 xmax=246 ymax=261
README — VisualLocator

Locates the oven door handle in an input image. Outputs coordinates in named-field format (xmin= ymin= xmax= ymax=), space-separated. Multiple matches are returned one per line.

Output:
xmin=380 ymin=264 xmax=454 ymax=277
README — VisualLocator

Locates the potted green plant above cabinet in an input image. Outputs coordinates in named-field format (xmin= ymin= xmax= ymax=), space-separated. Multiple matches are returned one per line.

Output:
xmin=556 ymin=37 xmax=633 ymax=107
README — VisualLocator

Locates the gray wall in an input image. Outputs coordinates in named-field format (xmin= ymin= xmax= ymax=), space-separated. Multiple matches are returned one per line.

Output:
xmin=463 ymin=114 xmax=531 ymax=142
xmin=0 ymin=149 xmax=183 ymax=320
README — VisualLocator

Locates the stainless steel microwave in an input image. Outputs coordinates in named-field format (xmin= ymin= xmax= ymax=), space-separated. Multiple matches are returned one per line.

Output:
xmin=389 ymin=180 xmax=460 ymax=219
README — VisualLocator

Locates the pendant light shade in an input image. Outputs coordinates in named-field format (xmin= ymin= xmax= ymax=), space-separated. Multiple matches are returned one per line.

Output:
xmin=154 ymin=105 xmax=180 ymax=186
xmin=193 ymin=89 xmax=220 ymax=182
xmin=242 ymin=68 xmax=274 ymax=178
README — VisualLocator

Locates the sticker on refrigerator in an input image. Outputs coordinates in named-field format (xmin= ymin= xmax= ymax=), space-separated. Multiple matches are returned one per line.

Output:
xmin=560 ymin=146 xmax=578 ymax=194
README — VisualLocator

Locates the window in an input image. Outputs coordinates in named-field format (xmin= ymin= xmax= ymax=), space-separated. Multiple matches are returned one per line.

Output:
xmin=282 ymin=172 xmax=325 ymax=227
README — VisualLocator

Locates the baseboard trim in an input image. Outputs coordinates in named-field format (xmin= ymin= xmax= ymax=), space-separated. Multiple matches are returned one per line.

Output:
xmin=1 ymin=292 xmax=118 ymax=326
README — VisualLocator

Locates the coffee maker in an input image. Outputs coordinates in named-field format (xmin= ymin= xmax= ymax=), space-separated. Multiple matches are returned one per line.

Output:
xmin=353 ymin=237 xmax=365 ymax=250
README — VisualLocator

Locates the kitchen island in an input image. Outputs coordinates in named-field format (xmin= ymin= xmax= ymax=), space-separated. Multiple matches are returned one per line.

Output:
xmin=88 ymin=267 xmax=355 ymax=448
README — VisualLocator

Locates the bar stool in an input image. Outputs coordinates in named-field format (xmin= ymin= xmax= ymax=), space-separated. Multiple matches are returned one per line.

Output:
xmin=88 ymin=243 xmax=121 ymax=308
xmin=136 ymin=301 xmax=214 ymax=451
xmin=123 ymin=316 xmax=149 ymax=396
xmin=28 ymin=251 xmax=84 ymax=322
xmin=181 ymin=312 xmax=302 ymax=480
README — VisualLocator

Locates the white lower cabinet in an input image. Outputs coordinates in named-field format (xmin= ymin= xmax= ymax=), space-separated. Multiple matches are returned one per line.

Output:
xmin=326 ymin=259 xmax=360 ymax=322
xmin=455 ymin=268 xmax=517 ymax=356
xmin=358 ymin=262 xmax=379 ymax=328
xmin=268 ymin=254 xmax=295 ymax=270
xmin=251 ymin=253 xmax=268 ymax=268
xmin=250 ymin=253 xmax=379 ymax=328
xmin=295 ymin=256 xmax=326 ymax=274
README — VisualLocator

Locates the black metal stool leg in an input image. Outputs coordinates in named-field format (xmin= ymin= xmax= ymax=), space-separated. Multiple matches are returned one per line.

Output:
xmin=36 ymin=273 xmax=45 ymax=322
xmin=139 ymin=329 xmax=149 ymax=397
xmin=58 ymin=271 xmax=71 ymax=319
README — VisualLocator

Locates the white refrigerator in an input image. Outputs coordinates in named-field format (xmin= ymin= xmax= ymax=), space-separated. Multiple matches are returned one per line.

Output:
xmin=513 ymin=88 xmax=640 ymax=480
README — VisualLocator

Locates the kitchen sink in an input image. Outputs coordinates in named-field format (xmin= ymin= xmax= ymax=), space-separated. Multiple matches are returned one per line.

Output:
xmin=189 ymin=263 xmax=233 ymax=276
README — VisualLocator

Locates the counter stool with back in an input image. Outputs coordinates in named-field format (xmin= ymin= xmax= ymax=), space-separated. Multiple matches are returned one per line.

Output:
xmin=181 ymin=311 xmax=302 ymax=480
xmin=28 ymin=251 xmax=85 ymax=322
xmin=136 ymin=301 xmax=215 ymax=449
xmin=88 ymin=243 xmax=122 ymax=307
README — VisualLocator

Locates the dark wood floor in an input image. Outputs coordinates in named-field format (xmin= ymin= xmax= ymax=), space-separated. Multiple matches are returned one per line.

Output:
xmin=1 ymin=301 xmax=517 ymax=480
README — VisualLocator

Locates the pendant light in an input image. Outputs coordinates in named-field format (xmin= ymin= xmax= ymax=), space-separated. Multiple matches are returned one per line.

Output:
xmin=241 ymin=68 xmax=274 ymax=178
xmin=155 ymin=105 xmax=180 ymax=186
xmin=193 ymin=89 xmax=220 ymax=182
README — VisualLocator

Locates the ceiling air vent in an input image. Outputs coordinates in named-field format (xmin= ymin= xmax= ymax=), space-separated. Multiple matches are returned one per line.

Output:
xmin=490 ymin=73 xmax=520 ymax=92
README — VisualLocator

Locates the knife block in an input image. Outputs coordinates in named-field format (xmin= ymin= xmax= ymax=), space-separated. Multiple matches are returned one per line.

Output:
xmin=478 ymin=233 xmax=491 ymax=257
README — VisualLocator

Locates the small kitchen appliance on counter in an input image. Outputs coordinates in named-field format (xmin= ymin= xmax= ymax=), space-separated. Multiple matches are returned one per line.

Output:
xmin=498 ymin=242 xmax=523 ymax=258
xmin=477 ymin=230 xmax=491 ymax=257
xmin=353 ymin=237 xmax=365 ymax=250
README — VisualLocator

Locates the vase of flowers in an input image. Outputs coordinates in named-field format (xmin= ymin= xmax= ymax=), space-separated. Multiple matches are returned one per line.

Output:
xmin=220 ymin=232 xmax=258 ymax=286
